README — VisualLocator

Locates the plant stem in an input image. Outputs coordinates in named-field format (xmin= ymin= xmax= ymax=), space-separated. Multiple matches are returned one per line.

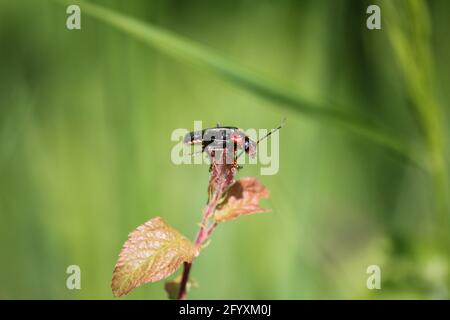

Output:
xmin=177 ymin=189 xmax=221 ymax=300
xmin=177 ymin=221 xmax=218 ymax=300
xmin=177 ymin=262 xmax=191 ymax=300
xmin=178 ymin=158 xmax=235 ymax=299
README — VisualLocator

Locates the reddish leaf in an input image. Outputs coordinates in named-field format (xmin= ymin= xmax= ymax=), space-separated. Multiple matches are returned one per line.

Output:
xmin=112 ymin=217 xmax=198 ymax=297
xmin=214 ymin=177 xmax=270 ymax=222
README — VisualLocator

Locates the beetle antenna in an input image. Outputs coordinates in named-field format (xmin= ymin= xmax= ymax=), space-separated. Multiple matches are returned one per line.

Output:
xmin=235 ymin=118 xmax=286 ymax=161
xmin=256 ymin=117 xmax=286 ymax=145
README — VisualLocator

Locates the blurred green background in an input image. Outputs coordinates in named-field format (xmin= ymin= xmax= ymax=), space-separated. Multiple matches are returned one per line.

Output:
xmin=1 ymin=0 xmax=449 ymax=299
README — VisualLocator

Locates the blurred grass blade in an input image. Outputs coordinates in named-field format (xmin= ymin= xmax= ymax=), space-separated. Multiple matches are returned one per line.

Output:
xmin=385 ymin=0 xmax=450 ymax=248
xmin=55 ymin=0 xmax=422 ymax=168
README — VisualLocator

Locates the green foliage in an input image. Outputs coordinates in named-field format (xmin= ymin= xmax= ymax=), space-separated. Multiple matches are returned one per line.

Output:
xmin=1 ymin=0 xmax=449 ymax=299
xmin=55 ymin=0 xmax=423 ymax=169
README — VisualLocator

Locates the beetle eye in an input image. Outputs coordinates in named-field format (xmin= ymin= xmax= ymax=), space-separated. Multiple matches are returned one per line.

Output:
xmin=244 ymin=137 xmax=250 ymax=152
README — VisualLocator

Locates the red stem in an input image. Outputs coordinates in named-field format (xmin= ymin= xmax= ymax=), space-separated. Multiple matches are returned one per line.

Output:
xmin=177 ymin=194 xmax=220 ymax=300
xmin=177 ymin=225 xmax=218 ymax=299
xmin=177 ymin=157 xmax=235 ymax=300
xmin=177 ymin=262 xmax=191 ymax=300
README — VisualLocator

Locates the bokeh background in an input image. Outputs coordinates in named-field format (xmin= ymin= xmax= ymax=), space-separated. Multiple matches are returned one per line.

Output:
xmin=1 ymin=0 xmax=449 ymax=299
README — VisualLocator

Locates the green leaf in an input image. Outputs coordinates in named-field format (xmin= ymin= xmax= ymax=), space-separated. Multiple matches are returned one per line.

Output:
xmin=53 ymin=0 xmax=424 ymax=170
xmin=111 ymin=217 xmax=199 ymax=297
xmin=215 ymin=177 xmax=270 ymax=222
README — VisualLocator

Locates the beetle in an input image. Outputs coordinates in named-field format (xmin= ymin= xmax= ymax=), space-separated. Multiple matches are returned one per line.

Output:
xmin=184 ymin=119 xmax=285 ymax=163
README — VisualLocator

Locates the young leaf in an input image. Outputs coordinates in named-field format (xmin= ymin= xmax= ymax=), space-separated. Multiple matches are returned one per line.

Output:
xmin=164 ymin=277 xmax=182 ymax=300
xmin=214 ymin=177 xmax=270 ymax=222
xmin=112 ymin=217 xmax=198 ymax=297
xmin=164 ymin=275 xmax=198 ymax=300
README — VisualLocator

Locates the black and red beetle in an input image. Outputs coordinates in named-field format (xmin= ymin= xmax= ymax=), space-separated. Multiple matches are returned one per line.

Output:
xmin=183 ymin=119 xmax=285 ymax=162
